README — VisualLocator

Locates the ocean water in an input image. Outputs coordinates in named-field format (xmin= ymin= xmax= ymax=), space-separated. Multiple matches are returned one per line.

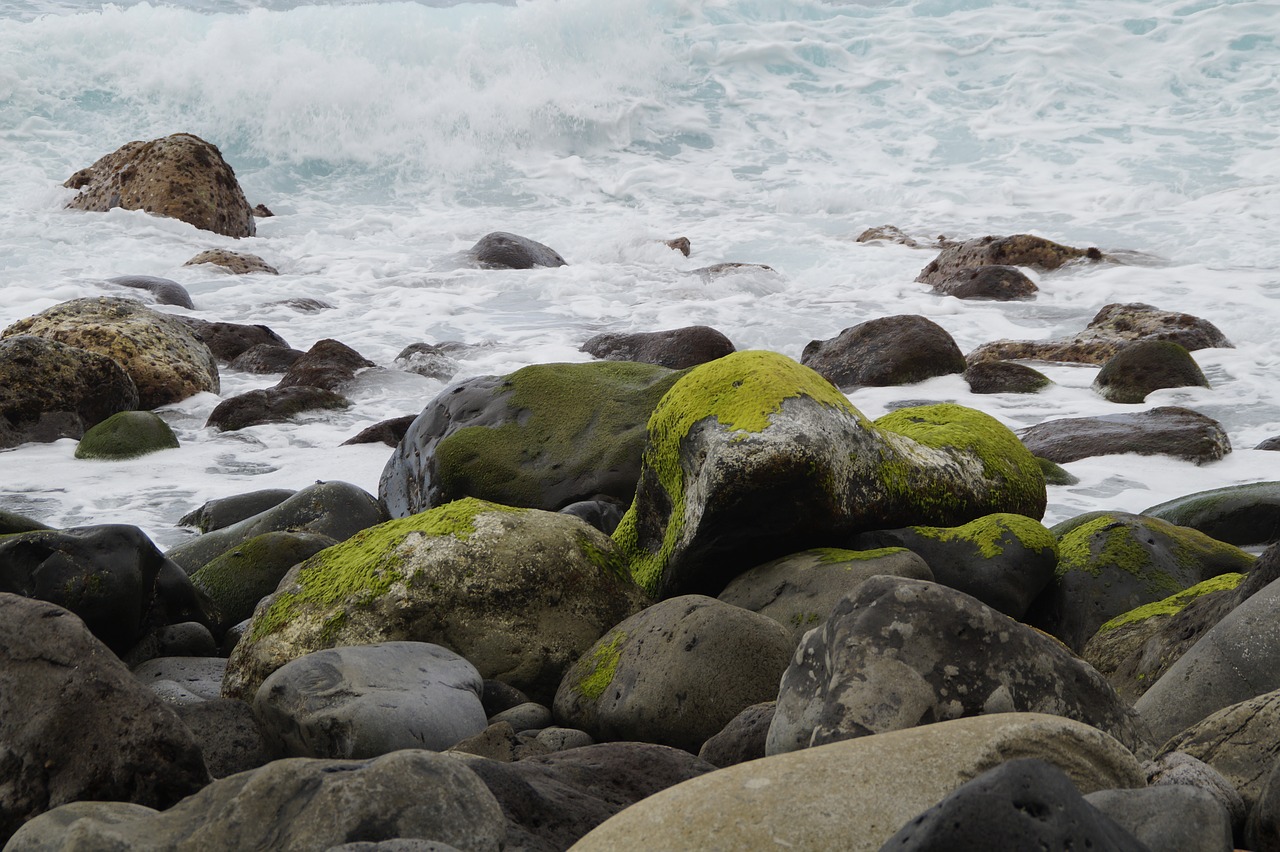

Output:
xmin=1 ymin=0 xmax=1279 ymax=549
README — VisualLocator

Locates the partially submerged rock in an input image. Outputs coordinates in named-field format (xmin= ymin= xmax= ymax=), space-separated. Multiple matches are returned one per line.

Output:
xmin=1143 ymin=481 xmax=1280 ymax=547
xmin=276 ymin=338 xmax=375 ymax=392
xmin=170 ymin=316 xmax=289 ymax=362
xmin=800 ymin=315 xmax=966 ymax=390
xmin=205 ymin=385 xmax=349 ymax=431
xmin=469 ymin=231 xmax=566 ymax=269
xmin=963 ymin=360 xmax=1051 ymax=394
xmin=1093 ymin=339 xmax=1209 ymax=403
xmin=1018 ymin=406 xmax=1231 ymax=465
xmin=916 ymin=234 xmax=1102 ymax=286
xmin=106 ymin=275 xmax=195 ymax=309
xmin=581 ymin=325 xmax=735 ymax=370
xmin=74 ymin=410 xmax=179 ymax=460
xmin=184 ymin=249 xmax=278 ymax=275
xmin=928 ymin=264 xmax=1038 ymax=301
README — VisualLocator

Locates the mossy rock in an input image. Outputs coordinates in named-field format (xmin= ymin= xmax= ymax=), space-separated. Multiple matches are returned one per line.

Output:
xmin=1037 ymin=457 xmax=1079 ymax=486
xmin=1092 ymin=340 xmax=1209 ymax=404
xmin=613 ymin=350 xmax=1046 ymax=598
xmin=1024 ymin=511 xmax=1255 ymax=652
xmin=379 ymin=360 xmax=685 ymax=517
xmin=222 ymin=498 xmax=650 ymax=704
xmin=74 ymin=411 xmax=179 ymax=460
xmin=1143 ymin=481 xmax=1280 ymax=547
xmin=0 ymin=510 xmax=52 ymax=535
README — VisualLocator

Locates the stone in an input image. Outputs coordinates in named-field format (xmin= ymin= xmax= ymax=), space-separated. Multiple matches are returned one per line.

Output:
xmin=963 ymin=360 xmax=1051 ymax=394
xmin=614 ymin=352 xmax=1046 ymax=599
xmin=693 ymin=262 xmax=775 ymax=281
xmin=1144 ymin=750 xmax=1246 ymax=835
xmin=717 ymin=546 xmax=933 ymax=643
xmin=1248 ymin=756 xmax=1280 ymax=852
xmin=204 ymin=385 xmax=350 ymax=431
xmin=569 ymin=713 xmax=1145 ymax=852
xmin=0 ymin=510 xmax=51 ymax=534
xmin=178 ymin=488 xmax=297 ymax=533
xmin=2 ymin=296 xmax=219 ymax=409
xmin=106 ymin=274 xmax=195 ymax=308
xmin=122 ymin=621 xmax=219 ymax=668
xmin=171 ymin=316 xmax=290 ymax=362
xmin=1161 ymin=688 xmax=1280 ymax=813
xmin=1086 ymin=785 xmax=1234 ymax=852
xmin=133 ymin=656 xmax=226 ymax=703
xmin=482 ymin=679 xmax=531 ymax=717
xmin=63 ymin=133 xmax=255 ymax=238
xmin=0 ymin=594 xmax=210 ymax=844
xmin=276 ymin=337 xmax=376 ymax=392
xmin=697 ymin=701 xmax=775 ymax=768
xmin=228 ymin=342 xmax=306 ymax=373
xmin=1026 ymin=511 xmax=1255 ymax=652
xmin=1039 ymin=456 xmax=1080 ymax=485
xmin=270 ymin=297 xmax=335 ymax=312
xmin=0 ymin=334 xmax=139 ymax=449
xmin=1144 ymin=481 xmax=1280 ymax=547
xmin=800 ymin=315 xmax=966 ymax=389
xmin=535 ymin=727 xmax=595 ymax=752
xmin=342 ymin=415 xmax=418 ymax=447
xmin=856 ymin=224 xmax=920 ymax=247
xmin=254 ymin=642 xmax=488 ymax=759
xmin=183 ymin=248 xmax=278 ymax=274
xmin=968 ymin=302 xmax=1232 ymax=365
xmin=1093 ymin=339 xmax=1210 ymax=403
xmin=554 ymin=595 xmax=794 ymax=753
xmin=447 ymin=721 xmax=550 ymax=763
xmin=880 ymin=758 xmax=1148 ymax=852
xmin=559 ymin=498 xmax=625 ymax=535
xmin=928 ymin=264 xmax=1038 ymax=300
xmin=916 ymin=234 xmax=1102 ymax=286
xmin=490 ymin=702 xmax=553 ymax=732
xmin=394 ymin=342 xmax=461 ymax=381
xmin=73 ymin=410 xmax=179 ymax=459
xmin=665 ymin=236 xmax=692 ymax=255
xmin=379 ymin=361 xmax=684 ymax=517
xmin=172 ymin=698 xmax=268 ymax=778
xmin=470 ymin=231 xmax=566 ymax=269
xmin=1018 ymin=406 xmax=1231 ymax=465
xmin=767 ymin=576 xmax=1148 ymax=756
xmin=581 ymin=326 xmax=736 ymax=370
xmin=223 ymin=500 xmax=649 ymax=706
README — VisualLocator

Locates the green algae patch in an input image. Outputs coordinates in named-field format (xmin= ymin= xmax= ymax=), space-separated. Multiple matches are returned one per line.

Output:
xmin=577 ymin=630 xmax=627 ymax=701
xmin=912 ymin=513 xmax=1057 ymax=560
xmin=250 ymin=497 xmax=524 ymax=640
xmin=811 ymin=546 xmax=910 ymax=565
xmin=1099 ymin=572 xmax=1245 ymax=632
xmin=74 ymin=410 xmax=179 ymax=460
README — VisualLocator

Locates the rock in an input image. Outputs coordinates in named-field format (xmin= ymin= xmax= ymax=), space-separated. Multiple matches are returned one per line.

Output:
xmin=178 ymin=488 xmax=297 ymax=533
xmin=73 ymin=410 xmax=179 ymax=459
xmin=928 ymin=264 xmax=1038 ymax=300
xmin=665 ymin=236 xmax=692 ymax=255
xmin=1026 ymin=511 xmax=1255 ymax=652
xmin=717 ymin=546 xmax=934 ymax=643
xmin=271 ymin=296 xmax=335 ymax=312
xmin=0 ymin=524 xmax=216 ymax=655
xmin=6 ymin=750 xmax=506 ymax=851
xmin=1039 ymin=456 xmax=1080 ymax=485
xmin=5 ymin=802 xmax=161 ymax=852
xmin=63 ymin=133 xmax=255 ymax=238
xmin=254 ymin=642 xmax=488 ymax=759
xmin=693 ymin=262 xmax=775 ymax=281
xmin=880 ymin=758 xmax=1148 ymax=852
xmin=1144 ymin=750 xmax=1246 ymax=836
xmin=343 ymin=414 xmax=418 ymax=447
xmin=767 ymin=576 xmax=1148 ymax=756
xmin=1144 ymin=481 xmax=1280 ymax=547
xmin=1086 ymin=784 xmax=1234 ymax=852
xmin=395 ymin=342 xmax=462 ymax=381
xmin=968 ymin=302 xmax=1232 ymax=365
xmin=276 ymin=338 xmax=376 ymax=392
xmin=916 ymin=234 xmax=1102 ymax=286
xmin=535 ymin=727 xmax=595 ymax=752
xmin=190 ymin=530 xmax=337 ymax=633
xmin=470 ymin=231 xmax=566 ymax=269
xmin=106 ymin=274 xmax=195 ymax=308
xmin=490 ymin=702 xmax=554 ymax=732
xmin=846 ymin=513 xmax=1058 ymax=620
xmin=614 ymin=351 xmax=1046 ymax=599
xmin=0 ymin=510 xmax=51 ymax=534
xmin=856 ymin=224 xmax=920 ymax=247
xmin=133 ymin=656 xmax=226 ymax=702
xmin=800 ymin=315 xmax=966 ymax=389
xmin=183 ymin=249 xmax=278 ymax=274
xmin=168 ymin=698 xmax=267 ymax=779
xmin=172 ymin=316 xmax=290 ymax=362
xmin=228 ymin=342 xmax=305 ymax=373
xmin=1249 ymin=756 xmax=1280 ymax=852
xmin=581 ymin=326 xmax=736 ymax=370
xmin=165 ymin=480 xmax=386 ymax=574
xmin=1018 ymin=406 xmax=1231 ymax=465
xmin=0 ymin=335 xmax=139 ymax=449
xmin=448 ymin=721 xmax=551 ymax=763
xmin=698 ymin=701 xmax=776 ymax=768
xmin=223 ymin=499 xmax=649 ymax=705
xmin=1161 ymin=689 xmax=1280 ymax=813
xmin=558 ymin=498 xmax=625 ymax=535
xmin=122 ymin=621 xmax=219 ymax=668
xmin=0 ymin=594 xmax=210 ymax=844
xmin=2 ymin=296 xmax=219 ymax=409
xmin=204 ymin=385 xmax=350 ymax=431
xmin=379 ymin=361 xmax=684 ymax=517
xmin=482 ymin=679 xmax=531 ymax=717
xmin=569 ymin=713 xmax=1145 ymax=852
xmin=1094 ymin=339 xmax=1210 ymax=403
xmin=554 ymin=595 xmax=794 ymax=753
xmin=962 ymin=360 xmax=1051 ymax=394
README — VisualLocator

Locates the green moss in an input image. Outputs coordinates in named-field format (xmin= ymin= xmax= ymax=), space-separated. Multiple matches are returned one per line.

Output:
xmin=811 ymin=546 xmax=910 ymax=564
xmin=74 ymin=411 xmax=179 ymax=460
xmin=613 ymin=351 xmax=863 ymax=594
xmin=789 ymin=611 xmax=822 ymax=628
xmin=249 ymin=497 xmax=524 ymax=640
xmin=1098 ymin=572 xmax=1245 ymax=632
xmin=911 ymin=513 xmax=1057 ymax=559
xmin=577 ymin=630 xmax=626 ymax=701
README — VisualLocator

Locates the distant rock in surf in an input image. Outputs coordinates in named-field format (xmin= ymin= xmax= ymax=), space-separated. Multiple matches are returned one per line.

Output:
xmin=929 ymin=264 xmax=1038 ymax=301
xmin=184 ymin=249 xmax=278 ymax=275
xmin=106 ymin=275 xmax=195 ymax=309
xmin=469 ymin=231 xmax=566 ymax=269
xmin=801 ymin=315 xmax=966 ymax=390
xmin=916 ymin=233 xmax=1103 ymax=286
xmin=581 ymin=325 xmax=735 ymax=370
xmin=171 ymin=317 xmax=290 ymax=363
xmin=1018 ymin=406 xmax=1231 ymax=465
xmin=1092 ymin=339 xmax=1210 ymax=403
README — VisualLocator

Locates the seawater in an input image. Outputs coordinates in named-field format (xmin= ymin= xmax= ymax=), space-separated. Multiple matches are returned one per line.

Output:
xmin=1 ymin=0 xmax=1279 ymax=548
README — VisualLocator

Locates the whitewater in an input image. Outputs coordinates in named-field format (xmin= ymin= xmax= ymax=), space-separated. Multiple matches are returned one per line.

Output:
xmin=1 ymin=0 xmax=1278 ymax=550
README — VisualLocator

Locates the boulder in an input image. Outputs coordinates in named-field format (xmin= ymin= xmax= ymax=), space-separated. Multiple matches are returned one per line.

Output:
xmin=228 ymin=342 xmax=305 ymax=373
xmin=968 ymin=302 xmax=1232 ymax=365
xmin=856 ymin=224 xmax=921 ymax=247
xmin=132 ymin=656 xmax=227 ymax=703
xmin=693 ymin=262 xmax=775 ymax=281
xmin=123 ymin=621 xmax=219 ymax=668
xmin=698 ymin=701 xmax=776 ymax=768
xmin=204 ymin=385 xmax=350 ymax=431
xmin=0 ymin=334 xmax=139 ymax=449
xmin=394 ymin=342 xmax=461 ymax=381
xmin=1018 ymin=406 xmax=1231 ymax=465
xmin=614 ymin=351 xmax=1046 ymax=599
xmin=183 ymin=249 xmax=278 ymax=274
xmin=1026 ymin=511 xmax=1255 ymax=652
xmin=767 ymin=576 xmax=1148 ymax=756
xmin=559 ymin=498 xmax=625 ymax=535
xmin=63 ymin=133 xmax=255 ymax=238
xmin=2 ymin=296 xmax=219 ymax=409
xmin=569 ymin=713 xmax=1145 ymax=852
xmin=1086 ymin=784 xmax=1234 ymax=852
xmin=276 ymin=337 xmax=376 ymax=391
xmin=1144 ymin=750 xmax=1246 ymax=837
xmin=1039 ymin=456 xmax=1080 ymax=485
xmin=171 ymin=698 xmax=268 ymax=779
xmin=106 ymin=274 xmax=195 ymax=308
xmin=342 ymin=415 xmax=418 ymax=447
xmin=171 ymin=316 xmax=290 ymax=362
xmin=962 ymin=360 xmax=1051 ymax=394
xmin=222 ymin=499 xmax=649 ymax=705
xmin=800 ymin=315 xmax=966 ymax=389
xmin=553 ymin=595 xmax=794 ymax=753
xmin=665 ymin=236 xmax=692 ymax=255
xmin=254 ymin=642 xmax=488 ymax=758
xmin=581 ymin=326 xmax=736 ymax=370
xmin=0 ymin=510 xmax=51 ymax=535
xmin=1143 ymin=481 xmax=1280 ymax=547
xmin=489 ymin=702 xmax=553 ymax=732
xmin=927 ymin=264 xmax=1038 ymax=300
xmin=916 ymin=234 xmax=1102 ymax=286
xmin=73 ymin=410 xmax=179 ymax=459
xmin=1093 ymin=339 xmax=1210 ymax=403
xmin=0 ymin=594 xmax=210 ymax=844
xmin=1162 ymin=688 xmax=1280 ymax=813
xmin=448 ymin=721 xmax=551 ymax=763
xmin=469 ymin=231 xmax=566 ymax=269
xmin=379 ymin=361 xmax=684 ymax=517
xmin=178 ymin=488 xmax=297 ymax=533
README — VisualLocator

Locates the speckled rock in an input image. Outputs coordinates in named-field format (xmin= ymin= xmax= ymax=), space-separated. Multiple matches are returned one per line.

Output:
xmin=275 ymin=338 xmax=375 ymax=392
xmin=800 ymin=315 xmax=966 ymax=390
xmin=204 ymin=385 xmax=350 ymax=431
xmin=183 ymin=249 xmax=278 ymax=274
xmin=1163 ymin=688 xmax=1280 ymax=813
xmin=698 ymin=701 xmax=776 ymax=768
xmin=928 ymin=264 xmax=1038 ymax=300
xmin=581 ymin=326 xmax=736 ymax=370
xmin=1144 ymin=750 xmax=1246 ymax=836
xmin=916 ymin=234 xmax=1102 ymax=286
xmin=394 ymin=342 xmax=462 ymax=381
xmin=1018 ymin=406 xmax=1231 ymax=465
xmin=1086 ymin=784 xmax=1234 ymax=852
xmin=470 ymin=231 xmax=566 ymax=268
xmin=228 ymin=342 xmax=305 ymax=373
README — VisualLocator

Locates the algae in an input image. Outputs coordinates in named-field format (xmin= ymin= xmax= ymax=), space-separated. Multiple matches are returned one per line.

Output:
xmin=911 ymin=513 xmax=1057 ymax=560
xmin=577 ymin=630 xmax=627 ymax=701
xmin=811 ymin=546 xmax=910 ymax=565
xmin=1098 ymin=572 xmax=1245 ymax=632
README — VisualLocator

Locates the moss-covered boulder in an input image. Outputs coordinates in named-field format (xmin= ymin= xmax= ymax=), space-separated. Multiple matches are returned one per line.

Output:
xmin=74 ymin=411 xmax=179 ymax=460
xmin=222 ymin=498 xmax=650 ymax=704
xmin=1093 ymin=340 xmax=1209 ymax=403
xmin=847 ymin=513 xmax=1058 ymax=620
xmin=1143 ymin=481 xmax=1280 ymax=548
xmin=379 ymin=360 xmax=685 ymax=517
xmin=614 ymin=351 xmax=1046 ymax=599
xmin=1024 ymin=511 xmax=1256 ymax=652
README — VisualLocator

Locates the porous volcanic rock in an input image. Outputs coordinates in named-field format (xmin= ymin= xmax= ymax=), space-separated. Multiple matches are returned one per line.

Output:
xmin=170 ymin=316 xmax=290 ymax=362
xmin=183 ymin=249 xmax=278 ymax=274
xmin=928 ymin=264 xmax=1038 ymax=300
xmin=916 ymin=234 xmax=1102 ymax=287
xmin=276 ymin=338 xmax=375 ymax=391
xmin=1143 ymin=481 xmax=1280 ymax=547
xmin=962 ymin=360 xmax=1051 ymax=394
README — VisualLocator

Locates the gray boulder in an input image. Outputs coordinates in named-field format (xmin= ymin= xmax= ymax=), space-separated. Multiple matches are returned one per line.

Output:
xmin=698 ymin=701 xmax=776 ymax=768
xmin=133 ymin=656 xmax=226 ymax=703
xmin=178 ymin=488 xmax=297 ymax=533
xmin=1019 ymin=406 xmax=1231 ymax=465
xmin=469 ymin=231 xmax=566 ymax=269
xmin=1144 ymin=750 xmax=1246 ymax=837
xmin=276 ymin=338 xmax=376 ymax=392
xmin=962 ymin=360 xmax=1051 ymax=394
xmin=171 ymin=698 xmax=268 ymax=779
xmin=800 ymin=315 xmax=966 ymax=390
xmin=1144 ymin=481 xmax=1280 ymax=547
xmin=1161 ymin=688 xmax=1280 ymax=813
xmin=581 ymin=325 xmax=735 ymax=370
xmin=171 ymin=316 xmax=289 ymax=362
xmin=106 ymin=274 xmax=195 ymax=309
xmin=205 ymin=385 xmax=350 ymax=431
xmin=1086 ymin=785 xmax=1234 ymax=852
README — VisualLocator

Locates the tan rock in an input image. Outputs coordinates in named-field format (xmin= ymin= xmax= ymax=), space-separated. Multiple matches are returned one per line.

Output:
xmin=184 ymin=249 xmax=278 ymax=275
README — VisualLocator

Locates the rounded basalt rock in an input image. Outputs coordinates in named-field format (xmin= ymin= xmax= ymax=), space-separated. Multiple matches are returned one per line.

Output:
xmin=1143 ymin=750 xmax=1246 ymax=838
xmin=1086 ymin=783 xmax=1235 ymax=852
xmin=469 ymin=231 xmax=566 ymax=269
xmin=1143 ymin=481 xmax=1280 ymax=548
xmin=341 ymin=414 xmax=418 ymax=448
xmin=171 ymin=316 xmax=290 ymax=363
xmin=276 ymin=338 xmax=375 ymax=392
xmin=962 ymin=360 xmax=1051 ymax=394
xmin=74 ymin=410 xmax=179 ymax=460
xmin=915 ymin=234 xmax=1102 ymax=287
xmin=228 ymin=343 xmax=305 ymax=374
xmin=183 ymin=249 xmax=278 ymax=275
xmin=106 ymin=274 xmax=195 ymax=309
xmin=800 ymin=315 xmax=966 ymax=390
xmin=1093 ymin=339 xmax=1210 ymax=403
xmin=205 ymin=386 xmax=350 ymax=431
xmin=2 ymin=297 xmax=218 ymax=410
xmin=581 ymin=326 xmax=736 ymax=370
xmin=64 ymin=133 xmax=255 ymax=238
xmin=665 ymin=236 xmax=692 ymax=255
xmin=928 ymin=264 xmax=1038 ymax=300
xmin=1018 ymin=405 xmax=1231 ymax=465
xmin=171 ymin=698 xmax=268 ymax=779
xmin=558 ymin=498 xmax=625 ymax=535
xmin=178 ymin=488 xmax=297 ymax=533
xmin=698 ymin=701 xmax=777 ymax=768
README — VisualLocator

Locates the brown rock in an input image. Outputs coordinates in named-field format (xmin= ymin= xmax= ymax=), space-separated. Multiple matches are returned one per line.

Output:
xmin=581 ymin=325 xmax=735 ymax=370
xmin=1018 ymin=406 xmax=1231 ymax=465
xmin=930 ymin=264 xmax=1038 ymax=300
xmin=184 ymin=249 xmax=278 ymax=275
xmin=856 ymin=224 xmax=920 ymax=247
xmin=801 ymin=315 xmax=966 ymax=390
xmin=916 ymin=233 xmax=1102 ymax=286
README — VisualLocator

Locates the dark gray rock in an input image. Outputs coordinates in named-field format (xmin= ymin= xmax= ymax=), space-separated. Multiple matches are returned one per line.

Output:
xmin=482 ymin=679 xmax=531 ymax=717
xmin=581 ymin=326 xmax=735 ymax=370
xmin=228 ymin=342 xmax=305 ymax=373
xmin=184 ymin=249 xmax=277 ymax=275
xmin=1144 ymin=481 xmax=1280 ymax=547
xmin=963 ymin=360 xmax=1051 ymax=394
xmin=558 ymin=498 xmax=625 ymax=535
xmin=929 ymin=264 xmax=1037 ymax=300
xmin=122 ymin=620 xmax=219 ymax=668
xmin=534 ymin=727 xmax=595 ymax=752
xmin=342 ymin=414 xmax=418 ymax=447
xmin=205 ymin=385 xmax=351 ymax=431
xmin=692 ymin=262 xmax=775 ymax=281
xmin=1144 ymin=751 xmax=1246 ymax=838
xmin=1093 ymin=339 xmax=1210 ymax=403
xmin=1086 ymin=785 xmax=1233 ymax=852
xmin=171 ymin=698 xmax=268 ymax=779
xmin=277 ymin=338 xmax=376 ymax=392
xmin=1018 ymin=406 xmax=1231 ymax=465
xmin=106 ymin=274 xmax=195 ymax=309
xmin=133 ymin=656 xmax=226 ymax=703
xmin=172 ymin=315 xmax=289 ymax=362
xmin=490 ymin=702 xmax=553 ymax=732
xmin=470 ymin=231 xmax=566 ymax=269
xmin=448 ymin=721 xmax=551 ymax=763
xmin=1161 ymin=687 xmax=1280 ymax=813
xmin=1249 ymin=754 xmax=1280 ymax=852
xmin=0 ymin=509 xmax=51 ymax=534
xmin=698 ymin=701 xmax=776 ymax=768
xmin=916 ymin=233 xmax=1102 ymax=286
xmin=178 ymin=488 xmax=297 ymax=533
xmin=800 ymin=315 xmax=966 ymax=390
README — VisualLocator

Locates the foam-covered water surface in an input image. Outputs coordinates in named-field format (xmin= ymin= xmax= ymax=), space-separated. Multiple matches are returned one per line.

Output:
xmin=2 ymin=0 xmax=1279 ymax=541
